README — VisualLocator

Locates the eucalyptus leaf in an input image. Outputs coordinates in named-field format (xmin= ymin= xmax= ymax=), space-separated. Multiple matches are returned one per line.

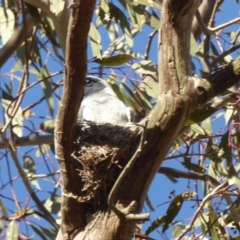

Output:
xmin=89 ymin=23 xmax=102 ymax=58
xmin=132 ymin=60 xmax=157 ymax=74
xmin=40 ymin=119 xmax=55 ymax=133
xmin=110 ymin=3 xmax=133 ymax=47
xmin=6 ymin=221 xmax=18 ymax=240
xmin=94 ymin=54 xmax=134 ymax=66
xmin=0 ymin=7 xmax=15 ymax=44
xmin=38 ymin=66 xmax=54 ymax=117
xmin=162 ymin=194 xmax=184 ymax=233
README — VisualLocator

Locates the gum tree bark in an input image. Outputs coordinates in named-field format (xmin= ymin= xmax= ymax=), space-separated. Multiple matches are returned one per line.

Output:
xmin=55 ymin=0 xmax=240 ymax=239
xmin=55 ymin=1 xmax=96 ymax=239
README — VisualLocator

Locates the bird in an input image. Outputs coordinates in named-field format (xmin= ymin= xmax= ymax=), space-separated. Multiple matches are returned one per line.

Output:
xmin=77 ymin=75 xmax=134 ymax=125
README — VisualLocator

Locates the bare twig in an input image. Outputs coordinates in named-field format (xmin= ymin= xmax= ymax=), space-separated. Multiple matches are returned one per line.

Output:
xmin=231 ymin=28 xmax=240 ymax=46
xmin=195 ymin=10 xmax=213 ymax=36
xmin=159 ymin=167 xmax=220 ymax=188
xmin=209 ymin=0 xmax=223 ymax=28
xmin=0 ymin=135 xmax=53 ymax=149
xmin=108 ymin=120 xmax=149 ymax=221
xmin=177 ymin=182 xmax=230 ymax=239
xmin=0 ymin=15 xmax=34 ymax=68
xmin=211 ymin=17 xmax=240 ymax=32
xmin=27 ymin=170 xmax=60 ymax=179
xmin=0 ymin=133 xmax=58 ymax=229
xmin=1 ymin=1 xmax=34 ymax=137
xmin=210 ymin=44 xmax=240 ymax=68
xmin=144 ymin=29 xmax=158 ymax=60
xmin=192 ymin=0 xmax=215 ymax=41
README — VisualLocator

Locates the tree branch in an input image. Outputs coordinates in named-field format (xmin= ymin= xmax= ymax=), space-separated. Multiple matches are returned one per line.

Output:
xmin=0 ymin=135 xmax=53 ymax=149
xmin=158 ymin=166 xmax=220 ymax=187
xmin=54 ymin=1 xmax=96 ymax=239
xmin=0 ymin=134 xmax=58 ymax=229
xmin=0 ymin=15 xmax=34 ymax=68
xmin=192 ymin=0 xmax=216 ymax=41
xmin=177 ymin=182 xmax=230 ymax=239
xmin=196 ymin=57 xmax=240 ymax=105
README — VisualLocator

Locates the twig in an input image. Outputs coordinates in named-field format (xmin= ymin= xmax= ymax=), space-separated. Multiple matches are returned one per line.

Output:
xmin=210 ymin=44 xmax=240 ymax=68
xmin=159 ymin=167 xmax=220 ymax=188
xmin=231 ymin=28 xmax=240 ymax=46
xmin=22 ymin=77 xmax=63 ymax=114
xmin=203 ymin=33 xmax=211 ymax=74
xmin=209 ymin=0 xmax=223 ymax=28
xmin=211 ymin=17 xmax=240 ymax=33
xmin=0 ymin=15 xmax=34 ymax=68
xmin=1 ymin=1 xmax=34 ymax=136
xmin=195 ymin=10 xmax=213 ymax=36
xmin=177 ymin=182 xmax=229 ymax=239
xmin=0 ymin=135 xmax=53 ymax=149
xmin=27 ymin=170 xmax=60 ymax=179
xmin=144 ymin=29 xmax=158 ymax=60
xmin=0 ymin=133 xmax=58 ymax=229
xmin=108 ymin=120 xmax=149 ymax=221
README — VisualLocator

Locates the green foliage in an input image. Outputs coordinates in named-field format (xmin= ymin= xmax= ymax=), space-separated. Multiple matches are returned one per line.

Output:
xmin=6 ymin=221 xmax=18 ymax=240
xmin=0 ymin=0 xmax=240 ymax=239
xmin=0 ymin=7 xmax=15 ymax=44
xmin=40 ymin=119 xmax=55 ymax=133
xmin=93 ymin=54 xmax=134 ymax=66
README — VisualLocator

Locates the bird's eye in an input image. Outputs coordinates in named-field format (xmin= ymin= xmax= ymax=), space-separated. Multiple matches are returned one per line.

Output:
xmin=85 ymin=77 xmax=98 ymax=85
xmin=85 ymin=79 xmax=91 ymax=85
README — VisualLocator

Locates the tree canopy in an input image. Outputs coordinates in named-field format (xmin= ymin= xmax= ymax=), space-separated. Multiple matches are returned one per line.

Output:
xmin=1 ymin=0 xmax=240 ymax=239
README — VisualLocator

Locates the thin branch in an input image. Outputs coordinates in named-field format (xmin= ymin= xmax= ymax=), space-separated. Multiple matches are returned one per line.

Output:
xmin=195 ymin=10 xmax=213 ymax=36
xmin=192 ymin=0 xmax=216 ymax=41
xmin=108 ymin=121 xmax=147 ymax=220
xmin=159 ymin=167 xmax=220 ymax=187
xmin=211 ymin=17 xmax=240 ymax=33
xmin=0 ymin=135 xmax=53 ymax=149
xmin=210 ymin=44 xmax=240 ymax=68
xmin=2 ymin=2 xmax=30 ymax=140
xmin=209 ymin=0 xmax=223 ymax=28
xmin=144 ymin=29 xmax=158 ymax=60
xmin=0 ymin=15 xmax=34 ymax=68
xmin=231 ymin=28 xmax=240 ymax=46
xmin=0 ymin=133 xmax=58 ymax=229
xmin=177 ymin=182 xmax=230 ymax=240
xmin=27 ymin=170 xmax=60 ymax=179
xmin=0 ymin=209 xmax=54 ymax=223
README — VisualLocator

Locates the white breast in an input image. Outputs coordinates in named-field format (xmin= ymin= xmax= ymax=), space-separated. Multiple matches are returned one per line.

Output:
xmin=77 ymin=76 xmax=133 ymax=124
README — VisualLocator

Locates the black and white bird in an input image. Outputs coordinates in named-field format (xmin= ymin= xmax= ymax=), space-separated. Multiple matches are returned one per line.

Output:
xmin=77 ymin=76 xmax=134 ymax=125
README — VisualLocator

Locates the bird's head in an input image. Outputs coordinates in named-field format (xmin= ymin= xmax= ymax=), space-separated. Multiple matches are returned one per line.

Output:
xmin=84 ymin=75 xmax=113 ymax=97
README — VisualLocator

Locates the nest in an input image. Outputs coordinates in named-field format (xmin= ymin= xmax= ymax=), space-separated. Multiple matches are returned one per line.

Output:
xmin=73 ymin=121 xmax=140 ymax=204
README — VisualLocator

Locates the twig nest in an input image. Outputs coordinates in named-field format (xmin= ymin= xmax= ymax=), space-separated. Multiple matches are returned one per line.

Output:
xmin=73 ymin=121 xmax=140 ymax=203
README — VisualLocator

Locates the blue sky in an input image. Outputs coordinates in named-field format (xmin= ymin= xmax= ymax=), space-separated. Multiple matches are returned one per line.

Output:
xmin=0 ymin=1 xmax=240 ymax=239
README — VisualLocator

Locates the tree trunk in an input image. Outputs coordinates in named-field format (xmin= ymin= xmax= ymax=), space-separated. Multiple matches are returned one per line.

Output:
xmin=55 ymin=0 xmax=240 ymax=239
